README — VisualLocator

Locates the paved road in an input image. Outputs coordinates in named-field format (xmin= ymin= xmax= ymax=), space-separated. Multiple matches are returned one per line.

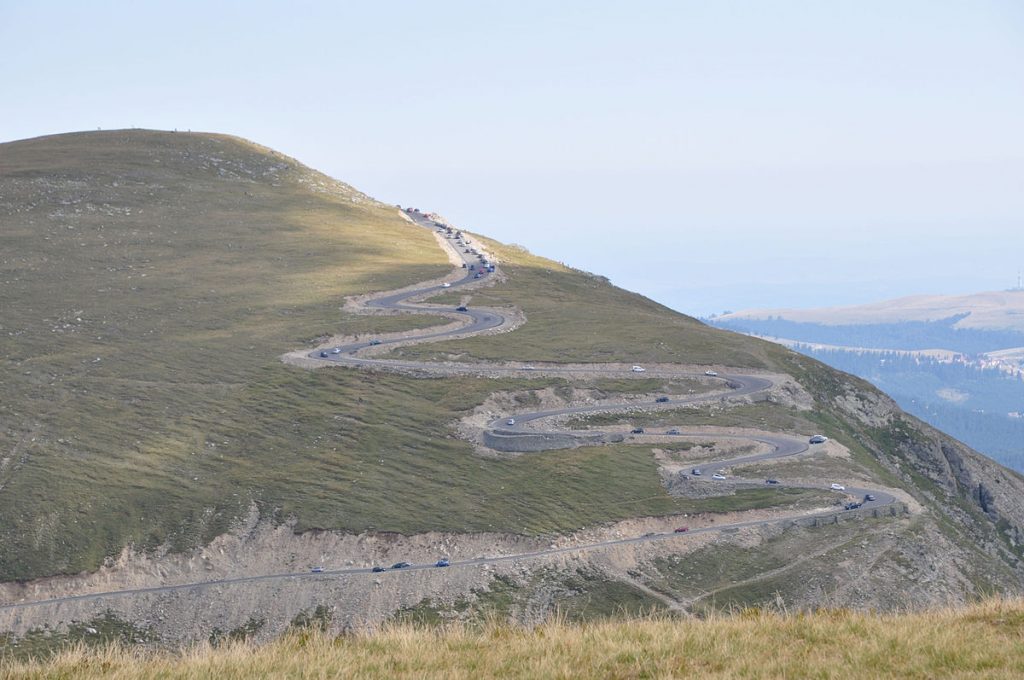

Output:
xmin=0 ymin=211 xmax=900 ymax=613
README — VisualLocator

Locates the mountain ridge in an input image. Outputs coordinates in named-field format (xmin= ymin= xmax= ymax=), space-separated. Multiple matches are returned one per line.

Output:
xmin=2 ymin=130 xmax=1024 ymax=648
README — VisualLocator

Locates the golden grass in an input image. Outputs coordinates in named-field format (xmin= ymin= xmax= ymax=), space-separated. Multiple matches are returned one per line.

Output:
xmin=5 ymin=599 xmax=1024 ymax=679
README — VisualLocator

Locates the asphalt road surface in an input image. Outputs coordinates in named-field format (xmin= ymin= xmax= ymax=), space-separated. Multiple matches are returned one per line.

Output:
xmin=0 ymin=211 xmax=899 ymax=612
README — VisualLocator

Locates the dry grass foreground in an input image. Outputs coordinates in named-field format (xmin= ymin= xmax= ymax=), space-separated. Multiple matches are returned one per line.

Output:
xmin=5 ymin=599 xmax=1024 ymax=679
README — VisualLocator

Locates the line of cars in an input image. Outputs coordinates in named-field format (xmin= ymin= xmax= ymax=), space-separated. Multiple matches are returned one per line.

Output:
xmin=312 ymin=559 xmax=450 ymax=574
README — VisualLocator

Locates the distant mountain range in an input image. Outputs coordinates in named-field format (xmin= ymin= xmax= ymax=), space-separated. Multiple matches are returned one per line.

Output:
xmin=710 ymin=291 xmax=1024 ymax=470
xmin=719 ymin=290 xmax=1024 ymax=332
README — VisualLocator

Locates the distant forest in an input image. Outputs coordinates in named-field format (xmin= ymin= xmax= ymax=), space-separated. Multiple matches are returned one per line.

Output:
xmin=709 ymin=316 xmax=1024 ymax=472
xmin=712 ymin=314 xmax=1024 ymax=355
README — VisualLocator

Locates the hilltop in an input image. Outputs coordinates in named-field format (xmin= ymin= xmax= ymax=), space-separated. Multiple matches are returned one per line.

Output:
xmin=2 ymin=130 xmax=1024 ymax=650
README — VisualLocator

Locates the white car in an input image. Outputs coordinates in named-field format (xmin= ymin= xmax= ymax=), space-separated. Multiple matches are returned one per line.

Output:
xmin=810 ymin=435 xmax=829 ymax=444
xmin=830 ymin=483 xmax=846 ymax=491
xmin=506 ymin=418 xmax=516 ymax=426
xmin=704 ymin=370 xmax=718 ymax=377
xmin=631 ymin=365 xmax=646 ymax=373
xmin=331 ymin=348 xmax=341 ymax=354
xmin=712 ymin=473 xmax=727 ymax=480
xmin=442 ymin=282 xmax=451 ymax=288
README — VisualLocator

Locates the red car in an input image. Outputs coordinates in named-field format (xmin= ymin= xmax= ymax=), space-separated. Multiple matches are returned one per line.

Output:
xmin=674 ymin=526 xmax=689 ymax=533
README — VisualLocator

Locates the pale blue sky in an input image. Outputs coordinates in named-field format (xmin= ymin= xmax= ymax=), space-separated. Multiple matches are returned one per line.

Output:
xmin=3 ymin=1 xmax=1022 ymax=316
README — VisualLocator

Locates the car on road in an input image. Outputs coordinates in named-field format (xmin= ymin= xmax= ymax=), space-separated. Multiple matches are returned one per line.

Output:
xmin=712 ymin=473 xmax=727 ymax=480
xmin=630 ymin=427 xmax=645 ymax=434
xmin=320 ymin=351 xmax=329 ymax=357
xmin=765 ymin=479 xmax=779 ymax=485
xmin=435 ymin=559 xmax=450 ymax=567
xmin=391 ymin=562 xmax=411 ymax=569
xmin=456 ymin=306 xmax=468 ymax=311
xmin=655 ymin=396 xmax=669 ymax=403
xmin=523 ymin=366 xmax=537 ymax=370
xmin=691 ymin=468 xmax=701 ymax=476
xmin=643 ymin=532 xmax=657 ymax=537
xmin=311 ymin=566 xmax=324 ymax=573
xmin=369 ymin=339 xmax=382 ymax=346
xmin=631 ymin=365 xmax=646 ymax=373
xmin=674 ymin=526 xmax=689 ymax=533
xmin=704 ymin=370 xmax=718 ymax=377
xmin=371 ymin=566 xmax=386 ymax=573
xmin=666 ymin=428 xmax=681 ymax=435
xmin=830 ymin=483 xmax=846 ymax=491
xmin=506 ymin=418 xmax=516 ymax=426
xmin=331 ymin=348 xmax=341 ymax=354
xmin=864 ymin=494 xmax=876 ymax=502
xmin=442 ymin=282 xmax=451 ymax=288
xmin=809 ymin=434 xmax=829 ymax=444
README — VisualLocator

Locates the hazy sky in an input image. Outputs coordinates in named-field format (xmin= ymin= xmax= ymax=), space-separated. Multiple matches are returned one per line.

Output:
xmin=3 ymin=1 xmax=1022 ymax=316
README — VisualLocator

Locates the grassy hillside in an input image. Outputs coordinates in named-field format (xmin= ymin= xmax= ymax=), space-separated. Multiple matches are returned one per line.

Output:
xmin=3 ymin=129 xmax=1024 ymax=621
xmin=5 ymin=599 xmax=1024 ymax=678
xmin=0 ymin=131 xmax=811 ymax=582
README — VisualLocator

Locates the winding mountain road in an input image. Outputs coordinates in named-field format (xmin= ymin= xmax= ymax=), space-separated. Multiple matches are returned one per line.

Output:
xmin=0 ymin=211 xmax=901 ymax=613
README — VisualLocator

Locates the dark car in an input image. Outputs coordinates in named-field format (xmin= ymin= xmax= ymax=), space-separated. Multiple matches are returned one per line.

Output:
xmin=691 ymin=468 xmax=702 ymax=476
xmin=369 ymin=339 xmax=382 ymax=346
xmin=462 ymin=263 xmax=467 ymax=268
xmin=456 ymin=306 xmax=468 ymax=312
xmin=765 ymin=479 xmax=779 ymax=485
xmin=674 ymin=526 xmax=689 ymax=533
xmin=864 ymin=494 xmax=876 ymax=502
xmin=435 ymin=559 xmax=450 ymax=567
xmin=655 ymin=396 xmax=670 ymax=403
xmin=311 ymin=566 xmax=324 ymax=573
xmin=844 ymin=502 xmax=862 ymax=511
xmin=666 ymin=429 xmax=681 ymax=435
xmin=630 ymin=427 xmax=645 ymax=434
xmin=320 ymin=351 xmax=329 ymax=357
xmin=371 ymin=566 xmax=386 ymax=573
xmin=391 ymin=561 xmax=411 ymax=569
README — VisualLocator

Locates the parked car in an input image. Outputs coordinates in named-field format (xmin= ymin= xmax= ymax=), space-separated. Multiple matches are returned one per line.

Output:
xmin=844 ymin=502 xmax=862 ymax=510
xmin=765 ymin=479 xmax=779 ymax=485
xmin=674 ymin=526 xmax=689 ymax=533
xmin=712 ymin=473 xmax=727 ymax=480
xmin=311 ymin=566 xmax=324 ymax=573
xmin=331 ymin=347 xmax=341 ymax=354
xmin=631 ymin=365 xmax=646 ymax=373
xmin=391 ymin=562 xmax=411 ymax=569
xmin=630 ymin=427 xmax=645 ymax=434
xmin=655 ymin=396 xmax=670 ymax=403
xmin=435 ymin=559 xmax=450 ymax=568
xmin=830 ymin=483 xmax=846 ymax=491
xmin=704 ymin=370 xmax=718 ymax=377
xmin=456 ymin=306 xmax=468 ymax=311
xmin=506 ymin=418 xmax=516 ymax=426
xmin=371 ymin=566 xmax=386 ymax=573
xmin=691 ymin=468 xmax=702 ymax=476
xmin=809 ymin=435 xmax=829 ymax=444
xmin=474 ymin=273 xmax=482 ymax=278
xmin=864 ymin=494 xmax=877 ymax=502
xmin=320 ymin=351 xmax=329 ymax=357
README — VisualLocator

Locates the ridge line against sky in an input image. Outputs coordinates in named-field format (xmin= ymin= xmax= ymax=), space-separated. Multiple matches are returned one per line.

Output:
xmin=2 ymin=0 xmax=1022 ymax=315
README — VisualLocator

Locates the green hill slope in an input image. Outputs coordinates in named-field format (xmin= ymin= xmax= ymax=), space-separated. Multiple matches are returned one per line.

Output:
xmin=1 ymin=130 xmax=1023 ymax=619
